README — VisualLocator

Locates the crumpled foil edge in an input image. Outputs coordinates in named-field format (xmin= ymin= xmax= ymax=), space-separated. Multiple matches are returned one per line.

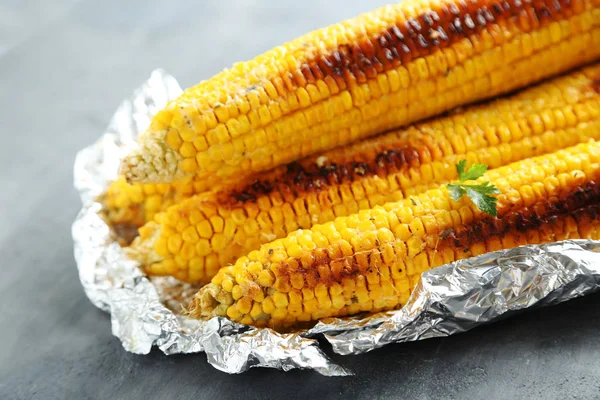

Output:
xmin=72 ymin=69 xmax=600 ymax=375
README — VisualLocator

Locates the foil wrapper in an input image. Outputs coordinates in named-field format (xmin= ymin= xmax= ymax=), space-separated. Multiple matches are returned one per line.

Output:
xmin=73 ymin=70 xmax=600 ymax=376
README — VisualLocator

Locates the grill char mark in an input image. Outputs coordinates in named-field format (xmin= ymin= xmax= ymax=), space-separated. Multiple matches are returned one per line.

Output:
xmin=439 ymin=180 xmax=600 ymax=249
xmin=228 ymin=145 xmax=422 ymax=204
xmin=269 ymin=179 xmax=600 ymax=288
xmin=592 ymin=79 xmax=600 ymax=93
xmin=286 ymin=0 xmax=574 ymax=92
xmin=230 ymin=0 xmax=580 ymax=206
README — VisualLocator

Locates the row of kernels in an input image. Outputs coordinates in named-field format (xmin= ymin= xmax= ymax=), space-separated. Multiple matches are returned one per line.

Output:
xmin=223 ymin=41 xmax=500 ymax=173
xmin=356 ymin=17 xmax=592 ymax=166
xmin=229 ymin=241 xmax=424 ymax=323
xmin=165 ymin=2 xmax=556 ymax=164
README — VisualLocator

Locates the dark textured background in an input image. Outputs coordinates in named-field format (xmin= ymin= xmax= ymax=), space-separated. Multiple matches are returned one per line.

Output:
xmin=2 ymin=1 xmax=600 ymax=399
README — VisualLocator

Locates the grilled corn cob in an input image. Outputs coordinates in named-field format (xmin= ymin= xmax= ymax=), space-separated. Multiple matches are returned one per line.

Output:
xmin=121 ymin=0 xmax=600 ymax=184
xmin=101 ymin=162 xmax=312 ymax=238
xmin=98 ymin=172 xmax=238 ymax=242
xmin=100 ymin=177 xmax=198 ymax=235
xmin=189 ymin=141 xmax=600 ymax=329
xmin=130 ymin=64 xmax=600 ymax=283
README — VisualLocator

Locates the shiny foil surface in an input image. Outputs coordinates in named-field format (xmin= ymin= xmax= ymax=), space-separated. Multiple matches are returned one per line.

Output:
xmin=72 ymin=70 xmax=600 ymax=375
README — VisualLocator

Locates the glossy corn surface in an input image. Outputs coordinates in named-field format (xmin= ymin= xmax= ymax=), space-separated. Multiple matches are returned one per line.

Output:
xmin=130 ymin=64 xmax=600 ymax=283
xmin=121 ymin=0 xmax=600 ymax=184
xmin=189 ymin=141 xmax=600 ymax=329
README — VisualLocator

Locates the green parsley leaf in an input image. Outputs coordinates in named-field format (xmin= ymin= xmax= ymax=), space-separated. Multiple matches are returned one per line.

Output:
xmin=446 ymin=183 xmax=466 ymax=201
xmin=464 ymin=183 xmax=500 ymax=217
xmin=458 ymin=162 xmax=488 ymax=182
xmin=455 ymin=159 xmax=467 ymax=178
xmin=446 ymin=161 xmax=500 ymax=216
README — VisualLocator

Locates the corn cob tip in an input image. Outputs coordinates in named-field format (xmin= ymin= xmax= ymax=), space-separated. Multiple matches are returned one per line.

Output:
xmin=121 ymin=135 xmax=184 ymax=183
xmin=188 ymin=283 xmax=231 ymax=319
xmin=125 ymin=221 xmax=164 ymax=264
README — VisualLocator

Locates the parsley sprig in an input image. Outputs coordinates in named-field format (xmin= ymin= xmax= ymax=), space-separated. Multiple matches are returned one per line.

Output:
xmin=446 ymin=160 xmax=500 ymax=217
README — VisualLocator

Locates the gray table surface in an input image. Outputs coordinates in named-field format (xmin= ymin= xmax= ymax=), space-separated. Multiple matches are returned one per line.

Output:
xmin=2 ymin=1 xmax=600 ymax=399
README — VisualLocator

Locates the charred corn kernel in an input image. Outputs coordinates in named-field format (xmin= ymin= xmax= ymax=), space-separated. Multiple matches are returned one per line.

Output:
xmin=130 ymin=63 xmax=600 ymax=283
xmin=121 ymin=0 xmax=600 ymax=184
xmin=190 ymin=141 xmax=600 ymax=329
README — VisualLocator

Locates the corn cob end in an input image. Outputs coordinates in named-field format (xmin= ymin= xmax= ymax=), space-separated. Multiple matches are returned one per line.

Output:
xmin=125 ymin=221 xmax=165 ymax=268
xmin=121 ymin=131 xmax=184 ymax=183
xmin=188 ymin=283 xmax=232 ymax=319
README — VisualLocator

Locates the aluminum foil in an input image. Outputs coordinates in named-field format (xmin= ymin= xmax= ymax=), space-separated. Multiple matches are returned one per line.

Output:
xmin=72 ymin=70 xmax=600 ymax=376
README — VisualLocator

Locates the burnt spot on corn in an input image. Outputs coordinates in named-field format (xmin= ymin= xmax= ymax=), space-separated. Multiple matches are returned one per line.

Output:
xmin=291 ymin=0 xmax=548 ymax=90
xmin=439 ymin=180 xmax=600 ymax=249
xmin=291 ymin=0 xmax=575 ymax=93
xmin=232 ymin=180 xmax=275 ymax=202
xmin=228 ymin=145 xmax=422 ymax=204
xmin=592 ymin=79 xmax=600 ymax=94
xmin=272 ymin=177 xmax=600 ymax=289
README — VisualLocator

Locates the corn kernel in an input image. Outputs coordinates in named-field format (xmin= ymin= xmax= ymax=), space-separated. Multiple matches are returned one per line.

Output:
xmin=167 ymin=234 xmax=183 ymax=254
xmin=262 ymin=297 xmax=275 ymax=314
xmin=273 ymin=292 xmax=289 ymax=308
xmin=165 ymin=129 xmax=183 ymax=150
xmin=154 ymin=237 xmax=169 ymax=257
xmin=258 ymin=270 xmax=275 ymax=287
xmin=250 ymin=302 xmax=263 ymax=319
xmin=232 ymin=285 xmax=244 ymax=300
xmin=237 ymin=297 xmax=253 ymax=314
